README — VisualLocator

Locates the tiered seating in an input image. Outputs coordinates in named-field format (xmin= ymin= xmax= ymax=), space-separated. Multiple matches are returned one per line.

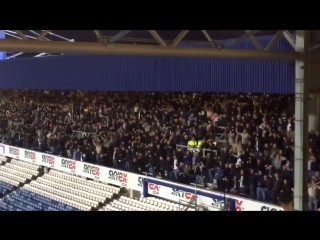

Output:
xmin=10 ymin=159 xmax=40 ymax=171
xmin=23 ymin=184 xmax=89 ymax=211
xmin=17 ymin=170 xmax=120 ymax=211
xmin=48 ymin=170 xmax=120 ymax=194
xmin=0 ymin=166 xmax=32 ymax=181
xmin=101 ymin=196 xmax=195 ymax=211
xmin=5 ymin=162 xmax=39 ymax=176
xmin=42 ymin=174 xmax=112 ymax=198
xmin=0 ymin=159 xmax=40 ymax=189
xmin=0 ymin=181 xmax=15 ymax=195
xmin=0 ymin=156 xmax=7 ymax=163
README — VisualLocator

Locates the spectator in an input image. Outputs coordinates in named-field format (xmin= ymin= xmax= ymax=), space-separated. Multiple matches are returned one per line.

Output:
xmin=1 ymin=90 xmax=318 ymax=208
xmin=308 ymin=178 xmax=320 ymax=211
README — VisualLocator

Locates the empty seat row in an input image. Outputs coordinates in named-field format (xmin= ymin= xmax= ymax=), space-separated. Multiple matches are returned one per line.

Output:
xmin=5 ymin=163 xmax=39 ymax=176
xmin=36 ymin=177 xmax=106 ymax=203
xmin=117 ymin=197 xmax=172 ymax=211
xmin=0 ymin=170 xmax=26 ymax=183
xmin=49 ymin=170 xmax=120 ymax=193
xmin=42 ymin=174 xmax=110 ymax=197
xmin=0 ymin=175 xmax=20 ymax=187
xmin=100 ymin=206 xmax=122 ymax=211
xmin=3 ymin=196 xmax=39 ymax=211
xmin=0 ymin=181 xmax=14 ymax=191
xmin=16 ymin=188 xmax=78 ymax=211
xmin=29 ymin=181 xmax=98 ymax=208
xmin=108 ymin=200 xmax=150 ymax=211
xmin=0 ymin=166 xmax=32 ymax=180
xmin=139 ymin=197 xmax=192 ymax=211
xmin=9 ymin=192 xmax=59 ymax=211
xmin=0 ymin=200 xmax=22 ymax=211
xmin=23 ymin=185 xmax=91 ymax=211
xmin=11 ymin=159 xmax=40 ymax=171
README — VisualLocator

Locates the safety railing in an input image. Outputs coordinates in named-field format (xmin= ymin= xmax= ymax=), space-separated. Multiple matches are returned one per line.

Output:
xmin=176 ymin=144 xmax=218 ymax=159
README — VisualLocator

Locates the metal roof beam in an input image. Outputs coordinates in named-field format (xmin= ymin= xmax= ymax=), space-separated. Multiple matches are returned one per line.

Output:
xmin=0 ymin=39 xmax=304 ymax=60
xmin=265 ymin=30 xmax=284 ymax=51
xmin=37 ymin=30 xmax=51 ymax=40
xmin=224 ymin=30 xmax=260 ymax=48
xmin=171 ymin=30 xmax=189 ymax=46
xmin=109 ymin=30 xmax=131 ymax=44
xmin=202 ymin=30 xmax=222 ymax=48
xmin=15 ymin=30 xmax=28 ymax=40
xmin=282 ymin=30 xmax=295 ymax=49
xmin=148 ymin=30 xmax=167 ymax=46
xmin=245 ymin=30 xmax=263 ymax=50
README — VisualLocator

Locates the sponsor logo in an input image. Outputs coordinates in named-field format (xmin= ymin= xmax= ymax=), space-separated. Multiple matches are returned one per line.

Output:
xmin=171 ymin=188 xmax=196 ymax=201
xmin=137 ymin=176 xmax=143 ymax=187
xmin=148 ymin=183 xmax=160 ymax=195
xmin=83 ymin=164 xmax=100 ymax=179
xmin=108 ymin=170 xmax=128 ymax=187
xmin=61 ymin=159 xmax=76 ymax=173
xmin=235 ymin=200 xmax=244 ymax=211
xmin=236 ymin=199 xmax=282 ymax=211
xmin=24 ymin=150 xmax=36 ymax=163
xmin=261 ymin=206 xmax=282 ymax=211
xmin=211 ymin=199 xmax=226 ymax=209
xmin=9 ymin=147 xmax=19 ymax=157
xmin=0 ymin=145 xmax=5 ymax=154
xmin=41 ymin=154 xmax=55 ymax=167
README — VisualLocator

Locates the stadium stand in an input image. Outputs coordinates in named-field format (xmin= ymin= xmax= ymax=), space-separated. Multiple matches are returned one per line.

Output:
xmin=0 ymin=155 xmax=123 ymax=211
xmin=0 ymin=90 xmax=319 ymax=211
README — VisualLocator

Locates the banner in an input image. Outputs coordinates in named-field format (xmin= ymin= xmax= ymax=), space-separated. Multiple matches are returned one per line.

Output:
xmin=235 ymin=199 xmax=283 ymax=211
xmin=0 ymin=144 xmax=282 ymax=211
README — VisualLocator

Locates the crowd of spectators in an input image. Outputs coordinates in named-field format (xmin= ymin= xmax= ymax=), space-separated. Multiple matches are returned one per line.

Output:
xmin=0 ymin=90 xmax=319 ymax=210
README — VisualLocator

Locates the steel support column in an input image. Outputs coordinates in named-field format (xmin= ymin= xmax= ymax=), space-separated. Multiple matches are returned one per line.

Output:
xmin=0 ymin=39 xmax=304 ymax=60
xmin=294 ymin=30 xmax=309 ymax=211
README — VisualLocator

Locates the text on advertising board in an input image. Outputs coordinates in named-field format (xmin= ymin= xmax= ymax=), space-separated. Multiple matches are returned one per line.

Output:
xmin=24 ymin=150 xmax=36 ymax=163
xmin=83 ymin=164 xmax=100 ymax=178
xmin=261 ymin=206 xmax=282 ymax=211
xmin=235 ymin=200 xmax=244 ymax=211
xmin=137 ymin=176 xmax=143 ymax=187
xmin=172 ymin=188 xmax=196 ymax=201
xmin=108 ymin=170 xmax=128 ymax=187
xmin=41 ymin=154 xmax=55 ymax=167
xmin=61 ymin=159 xmax=76 ymax=173
xmin=148 ymin=183 xmax=160 ymax=195
xmin=0 ymin=144 xmax=284 ymax=211
xmin=235 ymin=199 xmax=283 ymax=211
xmin=9 ymin=147 xmax=19 ymax=157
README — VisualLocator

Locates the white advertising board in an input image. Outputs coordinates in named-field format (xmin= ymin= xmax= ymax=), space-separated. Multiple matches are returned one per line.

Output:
xmin=235 ymin=198 xmax=283 ymax=211
xmin=1 ymin=144 xmax=283 ymax=211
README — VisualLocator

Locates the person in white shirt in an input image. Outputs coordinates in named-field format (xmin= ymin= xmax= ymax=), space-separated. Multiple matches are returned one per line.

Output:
xmin=308 ymin=178 xmax=320 ymax=211
xmin=173 ymin=157 xmax=179 ymax=180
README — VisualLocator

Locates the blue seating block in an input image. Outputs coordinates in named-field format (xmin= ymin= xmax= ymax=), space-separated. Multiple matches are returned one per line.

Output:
xmin=16 ymin=189 xmax=79 ymax=211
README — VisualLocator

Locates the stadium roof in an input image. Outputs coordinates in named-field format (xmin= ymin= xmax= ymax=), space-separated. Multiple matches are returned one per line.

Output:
xmin=2 ymin=30 xmax=318 ymax=60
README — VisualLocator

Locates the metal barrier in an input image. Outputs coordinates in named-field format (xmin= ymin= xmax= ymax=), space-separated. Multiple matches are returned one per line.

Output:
xmin=72 ymin=130 xmax=97 ymax=138
xmin=176 ymin=144 xmax=218 ymax=159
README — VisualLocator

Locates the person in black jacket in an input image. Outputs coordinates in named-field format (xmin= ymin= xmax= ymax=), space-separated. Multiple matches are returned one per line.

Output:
xmin=280 ymin=178 xmax=292 ymax=193
xmin=164 ymin=156 xmax=174 ymax=181
xmin=157 ymin=156 xmax=166 ymax=178
xmin=264 ymin=175 xmax=273 ymax=202
xmin=238 ymin=169 xmax=249 ymax=195
xmin=272 ymin=172 xmax=282 ymax=204
xmin=249 ymin=169 xmax=256 ymax=199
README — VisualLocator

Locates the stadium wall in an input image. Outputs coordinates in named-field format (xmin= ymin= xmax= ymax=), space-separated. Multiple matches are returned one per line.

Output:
xmin=0 ymin=35 xmax=295 ymax=93
xmin=0 ymin=30 xmax=5 ymax=60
